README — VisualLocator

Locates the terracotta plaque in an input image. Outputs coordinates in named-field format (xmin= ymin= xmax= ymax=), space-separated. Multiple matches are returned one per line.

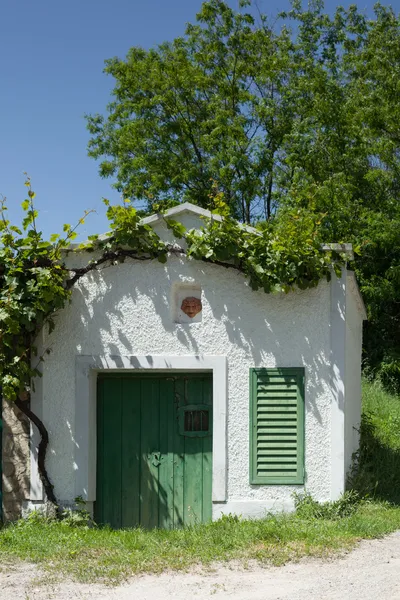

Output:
xmin=181 ymin=296 xmax=202 ymax=318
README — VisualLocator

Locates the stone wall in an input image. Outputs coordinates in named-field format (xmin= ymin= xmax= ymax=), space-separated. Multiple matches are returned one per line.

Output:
xmin=2 ymin=400 xmax=30 ymax=521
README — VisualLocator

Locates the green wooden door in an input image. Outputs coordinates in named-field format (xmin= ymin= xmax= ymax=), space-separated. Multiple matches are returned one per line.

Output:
xmin=95 ymin=373 xmax=213 ymax=529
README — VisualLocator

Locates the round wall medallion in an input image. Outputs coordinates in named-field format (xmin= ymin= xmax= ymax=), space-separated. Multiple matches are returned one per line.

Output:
xmin=181 ymin=296 xmax=202 ymax=318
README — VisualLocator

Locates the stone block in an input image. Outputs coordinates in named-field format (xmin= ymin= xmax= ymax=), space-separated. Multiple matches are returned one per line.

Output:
xmin=2 ymin=399 xmax=30 ymax=520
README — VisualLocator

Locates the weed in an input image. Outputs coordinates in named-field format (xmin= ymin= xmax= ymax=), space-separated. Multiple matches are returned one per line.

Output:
xmin=293 ymin=491 xmax=360 ymax=520
xmin=59 ymin=497 xmax=96 ymax=528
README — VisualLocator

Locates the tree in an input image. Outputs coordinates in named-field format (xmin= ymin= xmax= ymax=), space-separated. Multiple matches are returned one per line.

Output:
xmin=86 ymin=0 xmax=305 ymax=222
xmin=341 ymin=4 xmax=400 ymax=389
xmin=87 ymin=0 xmax=400 ymax=389
xmin=278 ymin=3 xmax=400 ymax=388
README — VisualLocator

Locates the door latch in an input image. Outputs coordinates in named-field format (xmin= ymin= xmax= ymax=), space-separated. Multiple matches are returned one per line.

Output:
xmin=149 ymin=451 xmax=161 ymax=467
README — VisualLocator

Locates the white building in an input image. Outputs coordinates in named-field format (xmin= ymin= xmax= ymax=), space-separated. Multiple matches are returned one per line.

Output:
xmin=16 ymin=203 xmax=366 ymax=528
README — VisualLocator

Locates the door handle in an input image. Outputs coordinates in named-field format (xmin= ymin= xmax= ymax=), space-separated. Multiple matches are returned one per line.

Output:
xmin=149 ymin=451 xmax=161 ymax=467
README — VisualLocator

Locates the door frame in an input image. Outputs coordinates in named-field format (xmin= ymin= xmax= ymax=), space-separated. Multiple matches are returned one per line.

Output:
xmin=72 ymin=355 xmax=227 ymax=509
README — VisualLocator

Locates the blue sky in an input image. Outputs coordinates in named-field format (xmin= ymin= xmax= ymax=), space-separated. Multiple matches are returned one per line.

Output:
xmin=0 ymin=0 xmax=396 ymax=239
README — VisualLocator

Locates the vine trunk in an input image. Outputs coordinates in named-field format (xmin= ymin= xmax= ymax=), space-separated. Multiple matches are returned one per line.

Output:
xmin=14 ymin=395 xmax=60 ymax=517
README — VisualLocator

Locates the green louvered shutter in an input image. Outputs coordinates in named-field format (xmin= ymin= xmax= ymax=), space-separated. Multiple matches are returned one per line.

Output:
xmin=250 ymin=368 xmax=305 ymax=485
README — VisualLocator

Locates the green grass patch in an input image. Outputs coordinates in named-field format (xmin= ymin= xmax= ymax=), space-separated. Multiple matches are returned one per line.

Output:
xmin=1 ymin=501 xmax=400 ymax=583
xmin=349 ymin=379 xmax=400 ymax=503
xmin=1 ymin=378 xmax=399 ymax=584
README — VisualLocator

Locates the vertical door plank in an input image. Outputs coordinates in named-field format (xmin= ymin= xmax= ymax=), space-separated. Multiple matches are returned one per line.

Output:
xmin=202 ymin=375 xmax=213 ymax=523
xmin=101 ymin=377 xmax=122 ymax=528
xmin=183 ymin=377 xmax=204 ymax=526
xmin=172 ymin=377 xmax=185 ymax=528
xmin=140 ymin=377 xmax=160 ymax=528
xmin=158 ymin=377 xmax=175 ymax=529
xmin=121 ymin=377 xmax=141 ymax=528
xmin=95 ymin=378 xmax=104 ymax=524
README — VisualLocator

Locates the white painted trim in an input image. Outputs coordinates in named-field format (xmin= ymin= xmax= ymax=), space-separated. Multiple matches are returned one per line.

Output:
xmin=213 ymin=500 xmax=295 ymax=519
xmin=322 ymin=243 xmax=353 ymax=259
xmin=347 ymin=271 xmax=367 ymax=321
xmin=142 ymin=202 xmax=216 ymax=224
xmin=74 ymin=354 xmax=228 ymax=503
xmin=70 ymin=203 xmax=257 ymax=249
xmin=330 ymin=270 xmax=347 ymax=500
xmin=29 ymin=332 xmax=45 ymax=501
xmin=141 ymin=202 xmax=257 ymax=233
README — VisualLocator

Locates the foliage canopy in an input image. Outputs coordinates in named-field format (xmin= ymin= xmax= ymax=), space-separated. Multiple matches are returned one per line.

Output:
xmin=87 ymin=0 xmax=400 ymax=389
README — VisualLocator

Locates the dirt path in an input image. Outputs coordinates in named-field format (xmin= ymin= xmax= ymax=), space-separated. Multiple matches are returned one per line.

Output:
xmin=2 ymin=531 xmax=400 ymax=600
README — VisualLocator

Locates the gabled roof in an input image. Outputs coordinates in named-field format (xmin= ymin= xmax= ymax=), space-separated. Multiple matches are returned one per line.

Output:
xmin=141 ymin=202 xmax=257 ymax=233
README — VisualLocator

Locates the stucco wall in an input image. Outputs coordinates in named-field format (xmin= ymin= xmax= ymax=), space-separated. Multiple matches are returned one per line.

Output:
xmin=344 ymin=278 xmax=364 ymax=478
xmin=30 ymin=252 xmax=334 ymax=516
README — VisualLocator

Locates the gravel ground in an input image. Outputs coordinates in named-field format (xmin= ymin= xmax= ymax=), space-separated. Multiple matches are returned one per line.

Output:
xmin=1 ymin=531 xmax=400 ymax=600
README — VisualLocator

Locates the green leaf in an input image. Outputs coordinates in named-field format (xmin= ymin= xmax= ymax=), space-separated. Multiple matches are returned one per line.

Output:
xmin=253 ymin=264 xmax=265 ymax=275
xmin=0 ymin=308 xmax=9 ymax=321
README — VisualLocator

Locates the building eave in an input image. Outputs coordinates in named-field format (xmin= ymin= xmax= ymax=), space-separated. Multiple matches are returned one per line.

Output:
xmin=347 ymin=271 xmax=368 ymax=321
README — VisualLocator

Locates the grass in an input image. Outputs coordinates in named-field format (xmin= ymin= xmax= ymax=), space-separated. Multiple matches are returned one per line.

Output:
xmin=0 ymin=378 xmax=399 ymax=584
xmin=349 ymin=379 xmax=400 ymax=503
xmin=1 ymin=501 xmax=400 ymax=583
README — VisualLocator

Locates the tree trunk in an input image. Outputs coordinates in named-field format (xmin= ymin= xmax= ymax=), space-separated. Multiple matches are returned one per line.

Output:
xmin=14 ymin=394 xmax=60 ymax=517
xmin=266 ymin=171 xmax=273 ymax=220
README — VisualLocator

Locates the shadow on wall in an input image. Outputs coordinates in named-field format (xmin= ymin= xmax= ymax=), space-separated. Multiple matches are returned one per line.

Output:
xmin=72 ymin=259 xmax=332 ymax=358
xmin=205 ymin=273 xmax=333 ymax=427
xmin=71 ymin=260 xmax=200 ymax=354
xmin=42 ymin=258 xmax=338 ymax=508
xmin=2 ymin=400 xmax=30 ymax=521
